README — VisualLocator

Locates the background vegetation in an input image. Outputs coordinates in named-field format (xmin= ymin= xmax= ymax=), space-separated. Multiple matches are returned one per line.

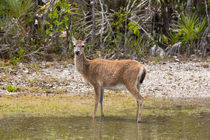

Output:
xmin=0 ymin=0 xmax=209 ymax=63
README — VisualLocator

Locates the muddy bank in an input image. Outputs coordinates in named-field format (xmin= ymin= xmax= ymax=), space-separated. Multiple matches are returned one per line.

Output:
xmin=0 ymin=61 xmax=209 ymax=98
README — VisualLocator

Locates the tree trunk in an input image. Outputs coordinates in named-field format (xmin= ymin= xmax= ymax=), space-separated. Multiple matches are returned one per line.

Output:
xmin=201 ymin=0 xmax=210 ymax=57
xmin=160 ymin=0 xmax=172 ymax=37
xmin=187 ymin=0 xmax=192 ymax=17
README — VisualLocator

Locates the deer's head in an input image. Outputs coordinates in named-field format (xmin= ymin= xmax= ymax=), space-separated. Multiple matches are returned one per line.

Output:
xmin=72 ymin=36 xmax=85 ymax=56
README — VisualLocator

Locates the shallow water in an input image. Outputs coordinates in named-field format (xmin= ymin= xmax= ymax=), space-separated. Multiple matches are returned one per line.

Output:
xmin=0 ymin=113 xmax=210 ymax=140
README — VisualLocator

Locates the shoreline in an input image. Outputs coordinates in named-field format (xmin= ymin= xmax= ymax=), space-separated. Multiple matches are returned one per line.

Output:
xmin=0 ymin=94 xmax=209 ymax=118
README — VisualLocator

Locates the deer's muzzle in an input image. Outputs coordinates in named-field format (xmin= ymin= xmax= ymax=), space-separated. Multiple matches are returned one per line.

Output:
xmin=75 ymin=51 xmax=80 ymax=56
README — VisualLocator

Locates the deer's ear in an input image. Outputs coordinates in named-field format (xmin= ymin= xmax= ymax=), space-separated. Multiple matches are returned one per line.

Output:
xmin=72 ymin=36 xmax=76 ymax=43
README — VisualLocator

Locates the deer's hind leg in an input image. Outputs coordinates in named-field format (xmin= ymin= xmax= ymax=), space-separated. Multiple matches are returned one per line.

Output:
xmin=100 ymin=87 xmax=104 ymax=118
xmin=126 ymin=84 xmax=144 ymax=123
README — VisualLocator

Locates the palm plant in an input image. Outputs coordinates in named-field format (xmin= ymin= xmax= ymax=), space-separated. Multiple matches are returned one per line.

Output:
xmin=0 ymin=0 xmax=34 ymax=59
xmin=1 ymin=0 xmax=34 ymax=29
xmin=176 ymin=13 xmax=206 ymax=54
xmin=6 ymin=0 xmax=34 ymax=18
xmin=1 ymin=0 xmax=34 ymax=35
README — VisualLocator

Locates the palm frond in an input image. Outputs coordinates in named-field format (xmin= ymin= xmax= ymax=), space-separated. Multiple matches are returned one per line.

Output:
xmin=6 ymin=0 xmax=34 ymax=18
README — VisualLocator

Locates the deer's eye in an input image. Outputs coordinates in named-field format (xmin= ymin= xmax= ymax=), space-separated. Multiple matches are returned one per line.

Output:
xmin=81 ymin=45 xmax=84 ymax=48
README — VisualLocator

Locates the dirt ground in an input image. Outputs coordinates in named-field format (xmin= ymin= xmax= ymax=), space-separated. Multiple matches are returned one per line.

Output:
xmin=0 ymin=60 xmax=209 ymax=98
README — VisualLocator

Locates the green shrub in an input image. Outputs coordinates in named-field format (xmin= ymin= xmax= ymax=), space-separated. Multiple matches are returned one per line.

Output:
xmin=6 ymin=85 xmax=18 ymax=92
xmin=175 ymin=13 xmax=206 ymax=54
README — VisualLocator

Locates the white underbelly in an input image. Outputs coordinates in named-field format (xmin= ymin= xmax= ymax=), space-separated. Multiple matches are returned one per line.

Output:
xmin=104 ymin=84 xmax=127 ymax=91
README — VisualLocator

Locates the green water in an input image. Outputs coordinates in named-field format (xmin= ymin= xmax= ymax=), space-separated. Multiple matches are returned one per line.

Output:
xmin=0 ymin=113 xmax=210 ymax=140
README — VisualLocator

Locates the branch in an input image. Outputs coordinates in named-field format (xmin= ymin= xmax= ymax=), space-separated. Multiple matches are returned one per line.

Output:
xmin=91 ymin=0 xmax=96 ymax=42
xmin=129 ymin=18 xmax=154 ymax=41
xmin=98 ymin=0 xmax=105 ymax=51
xmin=42 ymin=0 xmax=56 ymax=28
xmin=124 ymin=0 xmax=132 ymax=49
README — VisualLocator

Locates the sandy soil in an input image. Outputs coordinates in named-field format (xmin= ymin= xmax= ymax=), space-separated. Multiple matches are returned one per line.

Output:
xmin=0 ymin=61 xmax=209 ymax=98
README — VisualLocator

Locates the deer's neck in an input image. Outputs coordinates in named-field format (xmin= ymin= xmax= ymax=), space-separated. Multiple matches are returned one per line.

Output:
xmin=74 ymin=53 xmax=89 ymax=74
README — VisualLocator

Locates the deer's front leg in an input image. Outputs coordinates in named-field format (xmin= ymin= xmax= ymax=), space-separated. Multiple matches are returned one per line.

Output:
xmin=136 ymin=100 xmax=139 ymax=120
xmin=93 ymin=86 xmax=100 ymax=119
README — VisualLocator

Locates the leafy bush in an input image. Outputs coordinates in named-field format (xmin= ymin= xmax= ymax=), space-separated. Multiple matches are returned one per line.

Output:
xmin=0 ymin=0 xmax=35 ymax=62
xmin=128 ymin=22 xmax=140 ymax=36
xmin=178 ymin=13 xmax=206 ymax=42
xmin=0 ymin=0 xmax=209 ymax=60
xmin=175 ymin=13 xmax=206 ymax=53
xmin=6 ymin=85 xmax=18 ymax=92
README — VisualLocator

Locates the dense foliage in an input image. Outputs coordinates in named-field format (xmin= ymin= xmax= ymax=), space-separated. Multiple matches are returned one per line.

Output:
xmin=0 ymin=0 xmax=209 ymax=62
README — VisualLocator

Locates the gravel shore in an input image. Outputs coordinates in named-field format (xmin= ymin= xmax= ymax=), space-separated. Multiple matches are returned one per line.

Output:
xmin=0 ymin=61 xmax=209 ymax=98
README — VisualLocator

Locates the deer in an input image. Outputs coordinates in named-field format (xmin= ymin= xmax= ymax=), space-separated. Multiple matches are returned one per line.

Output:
xmin=72 ymin=37 xmax=146 ymax=123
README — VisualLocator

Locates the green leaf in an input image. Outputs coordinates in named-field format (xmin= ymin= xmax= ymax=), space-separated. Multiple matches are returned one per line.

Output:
xmin=48 ymin=13 xmax=52 ymax=18
xmin=67 ymin=9 xmax=71 ymax=14
xmin=162 ymin=35 xmax=168 ymax=44
xmin=54 ymin=20 xmax=60 ymax=26
xmin=134 ymin=28 xmax=139 ymax=36
xmin=45 ymin=29 xmax=51 ymax=35
xmin=53 ymin=11 xmax=58 ymax=19
xmin=45 ymin=20 xmax=50 ymax=25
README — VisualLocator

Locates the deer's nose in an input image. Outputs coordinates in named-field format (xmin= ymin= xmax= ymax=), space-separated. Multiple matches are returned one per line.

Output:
xmin=75 ymin=51 xmax=80 ymax=55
